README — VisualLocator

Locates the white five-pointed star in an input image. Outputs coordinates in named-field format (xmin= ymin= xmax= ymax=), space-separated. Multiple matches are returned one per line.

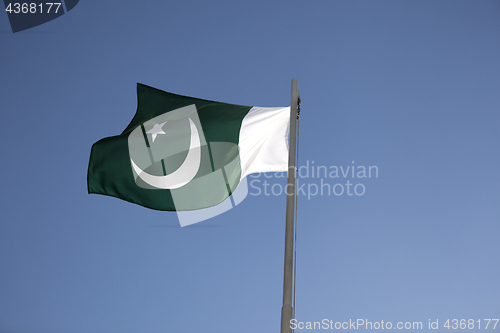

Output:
xmin=146 ymin=121 xmax=167 ymax=142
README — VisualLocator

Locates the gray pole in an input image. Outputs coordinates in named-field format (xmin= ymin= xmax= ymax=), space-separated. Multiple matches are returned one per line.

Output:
xmin=281 ymin=78 xmax=298 ymax=333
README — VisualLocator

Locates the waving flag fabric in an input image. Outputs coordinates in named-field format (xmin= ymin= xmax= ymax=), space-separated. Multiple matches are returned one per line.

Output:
xmin=88 ymin=83 xmax=290 ymax=211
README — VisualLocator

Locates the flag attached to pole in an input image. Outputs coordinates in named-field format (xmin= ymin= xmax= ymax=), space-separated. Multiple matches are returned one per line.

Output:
xmin=87 ymin=83 xmax=290 ymax=214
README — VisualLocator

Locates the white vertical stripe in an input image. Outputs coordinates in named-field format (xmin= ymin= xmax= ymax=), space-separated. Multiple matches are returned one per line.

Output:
xmin=238 ymin=106 xmax=290 ymax=180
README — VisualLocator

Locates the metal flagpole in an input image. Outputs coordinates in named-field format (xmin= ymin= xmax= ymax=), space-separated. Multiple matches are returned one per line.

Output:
xmin=281 ymin=78 xmax=299 ymax=333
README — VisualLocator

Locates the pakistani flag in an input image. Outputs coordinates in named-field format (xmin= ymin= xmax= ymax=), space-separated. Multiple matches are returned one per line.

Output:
xmin=88 ymin=83 xmax=290 ymax=216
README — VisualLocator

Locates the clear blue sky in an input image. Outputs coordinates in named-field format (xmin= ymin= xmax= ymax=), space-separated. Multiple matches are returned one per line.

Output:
xmin=1 ymin=1 xmax=499 ymax=332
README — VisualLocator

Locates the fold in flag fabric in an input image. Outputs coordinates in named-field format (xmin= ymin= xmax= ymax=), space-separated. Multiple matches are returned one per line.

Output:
xmin=87 ymin=83 xmax=290 ymax=211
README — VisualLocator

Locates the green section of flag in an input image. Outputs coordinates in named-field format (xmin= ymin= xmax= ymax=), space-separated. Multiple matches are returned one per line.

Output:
xmin=87 ymin=83 xmax=252 ymax=211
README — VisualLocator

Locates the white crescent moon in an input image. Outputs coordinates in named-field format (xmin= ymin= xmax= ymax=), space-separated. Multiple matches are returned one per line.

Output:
xmin=130 ymin=118 xmax=201 ymax=189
